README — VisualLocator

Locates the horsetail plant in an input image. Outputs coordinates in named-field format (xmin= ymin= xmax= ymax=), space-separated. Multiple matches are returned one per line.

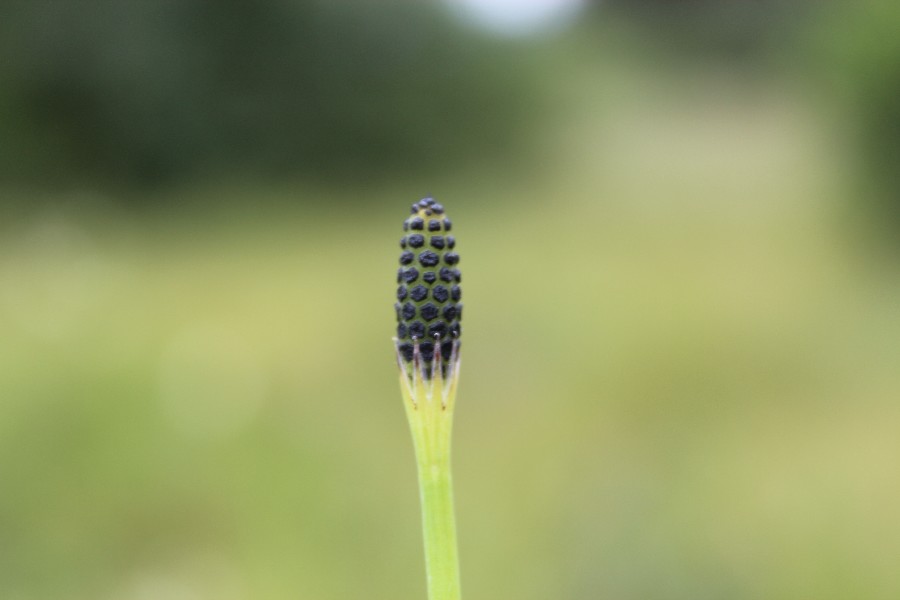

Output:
xmin=394 ymin=197 xmax=463 ymax=600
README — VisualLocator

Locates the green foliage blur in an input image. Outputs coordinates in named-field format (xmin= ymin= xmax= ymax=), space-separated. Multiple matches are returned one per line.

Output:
xmin=0 ymin=1 xmax=533 ymax=187
xmin=2 ymin=2 xmax=900 ymax=600
xmin=804 ymin=0 xmax=900 ymax=217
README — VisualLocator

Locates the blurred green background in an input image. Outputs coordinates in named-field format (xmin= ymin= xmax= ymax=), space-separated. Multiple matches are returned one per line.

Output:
xmin=2 ymin=1 xmax=900 ymax=599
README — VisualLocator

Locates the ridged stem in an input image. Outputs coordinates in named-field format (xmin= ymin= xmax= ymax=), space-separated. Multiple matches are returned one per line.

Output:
xmin=402 ymin=373 xmax=462 ymax=600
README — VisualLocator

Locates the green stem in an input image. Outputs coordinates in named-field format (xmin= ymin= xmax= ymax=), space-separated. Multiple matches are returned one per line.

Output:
xmin=418 ymin=440 xmax=460 ymax=599
xmin=408 ymin=398 xmax=461 ymax=600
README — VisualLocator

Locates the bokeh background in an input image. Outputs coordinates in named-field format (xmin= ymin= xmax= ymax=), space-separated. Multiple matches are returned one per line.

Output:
xmin=2 ymin=1 xmax=900 ymax=599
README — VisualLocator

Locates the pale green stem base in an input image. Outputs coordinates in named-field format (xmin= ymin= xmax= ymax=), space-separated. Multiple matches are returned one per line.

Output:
xmin=402 ymin=371 xmax=462 ymax=600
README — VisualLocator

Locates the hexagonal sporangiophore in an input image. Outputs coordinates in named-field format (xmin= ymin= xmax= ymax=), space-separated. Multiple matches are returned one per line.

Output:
xmin=393 ymin=197 xmax=462 ymax=383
